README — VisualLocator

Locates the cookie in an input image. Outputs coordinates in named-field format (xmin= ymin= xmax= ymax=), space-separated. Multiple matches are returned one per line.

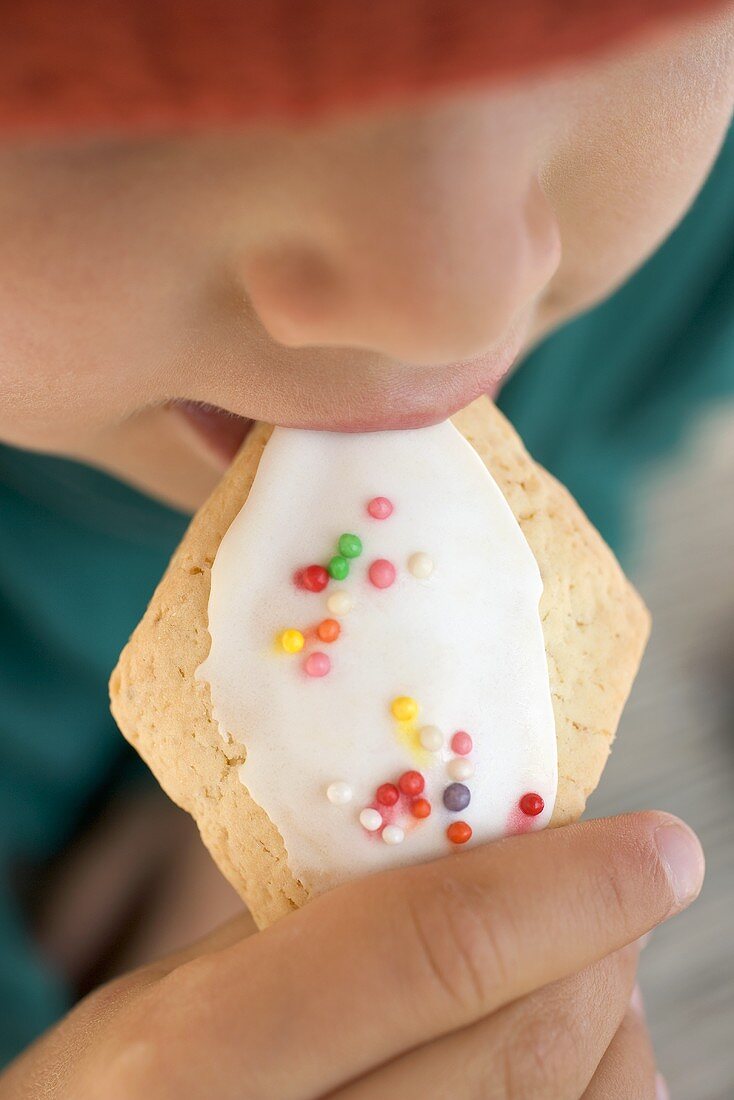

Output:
xmin=110 ymin=397 xmax=650 ymax=927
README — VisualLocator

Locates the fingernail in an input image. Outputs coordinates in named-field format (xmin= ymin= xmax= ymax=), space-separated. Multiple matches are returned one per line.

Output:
xmin=638 ymin=931 xmax=652 ymax=950
xmin=656 ymin=1072 xmax=670 ymax=1099
xmin=654 ymin=821 xmax=705 ymax=909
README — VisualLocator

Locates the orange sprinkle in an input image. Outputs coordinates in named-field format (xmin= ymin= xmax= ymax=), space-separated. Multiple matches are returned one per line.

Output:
xmin=411 ymin=798 xmax=431 ymax=819
xmin=447 ymin=821 xmax=472 ymax=845
xmin=317 ymin=618 xmax=341 ymax=643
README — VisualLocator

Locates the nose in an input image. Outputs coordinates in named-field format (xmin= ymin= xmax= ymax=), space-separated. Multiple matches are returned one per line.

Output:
xmin=240 ymin=175 xmax=560 ymax=366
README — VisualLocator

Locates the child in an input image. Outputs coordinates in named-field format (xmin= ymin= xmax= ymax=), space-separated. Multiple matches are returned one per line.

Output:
xmin=1 ymin=1 xmax=730 ymax=1094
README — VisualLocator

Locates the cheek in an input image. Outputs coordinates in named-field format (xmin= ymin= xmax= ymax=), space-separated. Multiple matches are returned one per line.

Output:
xmin=0 ymin=156 xmax=200 ymax=449
xmin=0 ymin=285 xmax=155 ymax=452
xmin=540 ymin=19 xmax=734 ymax=323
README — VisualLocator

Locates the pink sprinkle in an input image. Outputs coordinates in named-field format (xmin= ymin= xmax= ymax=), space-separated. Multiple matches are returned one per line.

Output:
xmin=367 ymin=496 xmax=393 ymax=520
xmin=368 ymin=559 xmax=396 ymax=589
xmin=304 ymin=652 xmax=331 ymax=677
xmin=451 ymin=731 xmax=473 ymax=755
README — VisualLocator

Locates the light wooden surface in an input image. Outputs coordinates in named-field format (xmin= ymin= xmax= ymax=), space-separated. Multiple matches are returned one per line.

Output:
xmin=588 ymin=409 xmax=734 ymax=1100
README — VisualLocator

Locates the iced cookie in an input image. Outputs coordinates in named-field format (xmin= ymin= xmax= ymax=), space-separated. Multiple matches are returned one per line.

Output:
xmin=110 ymin=397 xmax=649 ymax=928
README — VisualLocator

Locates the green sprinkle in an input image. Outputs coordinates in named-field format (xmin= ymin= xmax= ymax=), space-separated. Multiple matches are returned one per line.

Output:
xmin=338 ymin=533 xmax=363 ymax=559
xmin=328 ymin=555 xmax=350 ymax=580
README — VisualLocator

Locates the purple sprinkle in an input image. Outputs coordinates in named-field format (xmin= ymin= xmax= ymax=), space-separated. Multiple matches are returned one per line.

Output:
xmin=443 ymin=783 xmax=471 ymax=812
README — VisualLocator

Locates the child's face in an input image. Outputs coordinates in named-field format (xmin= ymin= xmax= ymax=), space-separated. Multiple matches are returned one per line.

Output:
xmin=1 ymin=13 xmax=732 ymax=509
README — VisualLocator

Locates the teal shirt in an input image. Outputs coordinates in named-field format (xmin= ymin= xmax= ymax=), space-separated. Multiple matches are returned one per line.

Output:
xmin=2 ymin=127 xmax=734 ymax=1064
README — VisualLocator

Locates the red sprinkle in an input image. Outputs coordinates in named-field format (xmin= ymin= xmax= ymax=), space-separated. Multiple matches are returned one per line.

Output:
xmin=398 ymin=770 xmax=425 ymax=796
xmin=411 ymin=798 xmax=431 ymax=819
xmin=519 ymin=792 xmax=545 ymax=817
xmin=367 ymin=496 xmax=394 ymax=520
xmin=304 ymin=652 xmax=330 ymax=678
xmin=301 ymin=564 xmax=329 ymax=592
xmin=376 ymin=783 xmax=399 ymax=807
xmin=451 ymin=731 xmax=473 ymax=756
xmin=368 ymin=559 xmax=396 ymax=589
xmin=447 ymin=821 xmax=472 ymax=845
xmin=316 ymin=618 xmax=340 ymax=643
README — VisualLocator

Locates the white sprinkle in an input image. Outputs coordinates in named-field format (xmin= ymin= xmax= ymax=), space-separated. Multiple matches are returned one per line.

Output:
xmin=327 ymin=590 xmax=353 ymax=616
xmin=447 ymin=758 xmax=475 ymax=781
xmin=419 ymin=725 xmax=444 ymax=752
xmin=382 ymin=824 xmax=405 ymax=845
xmin=408 ymin=552 xmax=434 ymax=579
xmin=326 ymin=781 xmax=353 ymax=805
xmin=359 ymin=808 xmax=383 ymax=832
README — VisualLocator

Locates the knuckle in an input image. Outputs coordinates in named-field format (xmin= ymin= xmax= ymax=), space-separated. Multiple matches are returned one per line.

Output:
xmin=162 ymin=951 xmax=219 ymax=1002
xmin=591 ymin=837 xmax=663 ymax=939
xmin=76 ymin=1018 xmax=168 ymax=1100
xmin=603 ymin=943 xmax=640 ymax=1000
xmin=71 ymin=969 xmax=144 ymax=1023
xmin=402 ymin=869 xmax=515 ymax=1017
xmin=501 ymin=999 xmax=585 ymax=1100
xmin=62 ymin=961 xmax=220 ymax=1100
xmin=80 ymin=975 xmax=196 ymax=1100
xmin=53 ymin=972 xmax=166 ymax=1100
xmin=98 ymin=1038 xmax=163 ymax=1100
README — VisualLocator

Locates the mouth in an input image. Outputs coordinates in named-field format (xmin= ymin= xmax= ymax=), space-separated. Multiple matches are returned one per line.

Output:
xmin=169 ymin=400 xmax=255 ymax=468
xmin=169 ymin=337 xmax=520 ymax=468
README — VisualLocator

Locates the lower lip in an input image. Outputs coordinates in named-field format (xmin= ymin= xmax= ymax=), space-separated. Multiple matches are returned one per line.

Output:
xmin=171 ymin=401 xmax=254 ymax=466
xmin=295 ymin=371 xmax=507 ymax=433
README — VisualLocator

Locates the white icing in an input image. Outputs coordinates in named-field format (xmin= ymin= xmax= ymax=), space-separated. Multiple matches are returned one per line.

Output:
xmin=197 ymin=421 xmax=557 ymax=894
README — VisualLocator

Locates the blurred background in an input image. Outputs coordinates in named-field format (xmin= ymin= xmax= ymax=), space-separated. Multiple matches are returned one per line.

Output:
xmin=590 ymin=406 xmax=734 ymax=1100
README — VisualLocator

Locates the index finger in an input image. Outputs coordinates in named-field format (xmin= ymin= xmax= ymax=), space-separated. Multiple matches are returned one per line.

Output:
xmin=120 ymin=812 xmax=703 ymax=1100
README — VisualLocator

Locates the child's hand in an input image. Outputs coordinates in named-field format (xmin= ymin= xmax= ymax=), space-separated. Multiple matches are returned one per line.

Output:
xmin=1 ymin=812 xmax=701 ymax=1099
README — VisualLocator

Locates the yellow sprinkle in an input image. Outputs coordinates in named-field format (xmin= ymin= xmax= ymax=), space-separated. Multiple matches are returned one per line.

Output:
xmin=391 ymin=696 xmax=419 ymax=722
xmin=280 ymin=629 xmax=305 ymax=654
